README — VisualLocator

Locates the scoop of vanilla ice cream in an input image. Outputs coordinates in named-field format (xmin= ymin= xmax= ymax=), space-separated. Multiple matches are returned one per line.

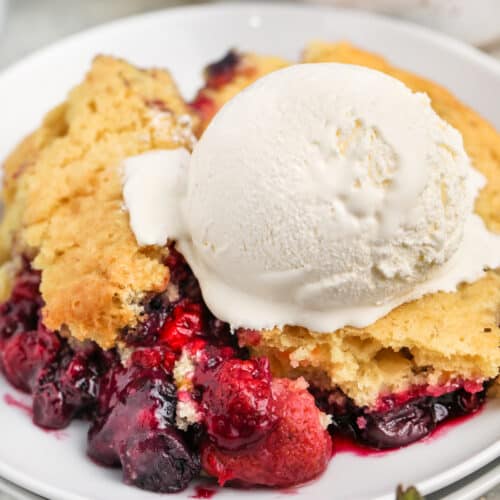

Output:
xmin=177 ymin=63 xmax=472 ymax=329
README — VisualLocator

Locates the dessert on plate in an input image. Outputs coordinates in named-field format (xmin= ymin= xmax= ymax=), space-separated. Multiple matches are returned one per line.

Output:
xmin=0 ymin=42 xmax=498 ymax=494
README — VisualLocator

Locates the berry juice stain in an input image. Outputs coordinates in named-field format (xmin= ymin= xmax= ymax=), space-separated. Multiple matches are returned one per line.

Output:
xmin=4 ymin=393 xmax=67 ymax=440
xmin=332 ymin=435 xmax=389 ymax=457
xmin=191 ymin=486 xmax=217 ymax=498
xmin=332 ymin=404 xmax=484 ymax=457
xmin=279 ymin=486 xmax=300 ymax=495
xmin=425 ymin=407 xmax=483 ymax=441
xmin=4 ymin=393 xmax=33 ymax=417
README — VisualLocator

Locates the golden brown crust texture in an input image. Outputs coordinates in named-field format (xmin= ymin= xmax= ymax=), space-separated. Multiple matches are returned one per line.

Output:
xmin=1 ymin=56 xmax=197 ymax=348
xmin=2 ymin=45 xmax=499 ymax=400
xmin=242 ymin=42 xmax=500 ymax=406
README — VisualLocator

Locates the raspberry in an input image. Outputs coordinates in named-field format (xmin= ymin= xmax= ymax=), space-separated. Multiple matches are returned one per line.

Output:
xmin=201 ymin=378 xmax=332 ymax=487
xmin=185 ymin=338 xmax=208 ymax=356
xmin=198 ymin=357 xmax=277 ymax=451
xmin=159 ymin=300 xmax=204 ymax=352
xmin=131 ymin=346 xmax=176 ymax=372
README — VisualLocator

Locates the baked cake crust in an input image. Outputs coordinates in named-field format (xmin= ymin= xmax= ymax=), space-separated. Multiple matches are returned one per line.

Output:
xmin=1 ymin=56 xmax=198 ymax=348
xmin=1 ymin=45 xmax=498 ymax=407
xmin=0 ymin=42 xmax=498 ymax=494
xmin=196 ymin=44 xmax=500 ymax=407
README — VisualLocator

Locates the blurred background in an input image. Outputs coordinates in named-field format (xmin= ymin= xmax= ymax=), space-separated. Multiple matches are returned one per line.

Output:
xmin=0 ymin=1 xmax=499 ymax=499
xmin=0 ymin=0 xmax=500 ymax=70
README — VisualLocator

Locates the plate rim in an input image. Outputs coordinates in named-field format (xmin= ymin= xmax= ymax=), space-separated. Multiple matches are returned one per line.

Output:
xmin=1 ymin=1 xmax=500 ymax=82
xmin=0 ymin=3 xmax=498 ymax=500
xmin=0 ymin=422 xmax=497 ymax=500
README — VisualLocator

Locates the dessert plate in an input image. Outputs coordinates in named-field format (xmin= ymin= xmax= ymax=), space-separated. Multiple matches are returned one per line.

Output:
xmin=0 ymin=3 xmax=499 ymax=499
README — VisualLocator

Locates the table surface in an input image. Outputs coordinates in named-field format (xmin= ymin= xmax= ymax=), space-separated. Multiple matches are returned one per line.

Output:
xmin=0 ymin=1 xmax=499 ymax=499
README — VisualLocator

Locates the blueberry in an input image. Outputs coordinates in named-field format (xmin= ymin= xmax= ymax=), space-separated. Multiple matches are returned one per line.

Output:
xmin=32 ymin=342 xmax=117 ymax=429
xmin=87 ymin=363 xmax=197 ymax=491
xmin=358 ymin=399 xmax=435 ymax=449
xmin=312 ymin=385 xmax=486 ymax=450
xmin=32 ymin=372 xmax=71 ymax=429
xmin=121 ymin=430 xmax=200 ymax=493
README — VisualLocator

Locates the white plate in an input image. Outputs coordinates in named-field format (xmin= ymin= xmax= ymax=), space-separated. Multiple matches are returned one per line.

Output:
xmin=0 ymin=3 xmax=499 ymax=500
xmin=308 ymin=0 xmax=500 ymax=47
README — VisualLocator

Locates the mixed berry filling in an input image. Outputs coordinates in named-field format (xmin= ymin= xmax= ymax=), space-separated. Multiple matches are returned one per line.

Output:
xmin=196 ymin=356 xmax=279 ymax=452
xmin=191 ymin=50 xmax=248 ymax=125
xmin=0 ymin=254 xmax=489 ymax=493
xmin=0 ymin=262 xmax=118 ymax=429
xmin=87 ymin=355 xmax=200 ymax=492
xmin=204 ymin=50 xmax=241 ymax=89
xmin=312 ymin=385 xmax=486 ymax=450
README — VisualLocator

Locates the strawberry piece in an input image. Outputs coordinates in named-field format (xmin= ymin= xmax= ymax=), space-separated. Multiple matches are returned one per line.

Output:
xmin=201 ymin=377 xmax=332 ymax=487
